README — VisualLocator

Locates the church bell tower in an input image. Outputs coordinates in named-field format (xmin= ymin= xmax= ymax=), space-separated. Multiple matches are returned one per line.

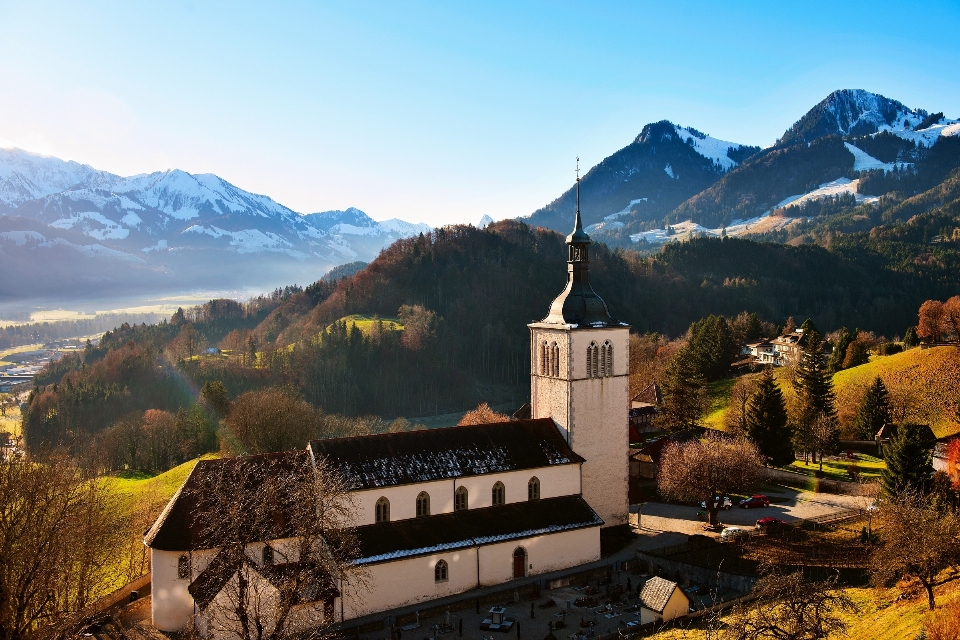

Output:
xmin=528 ymin=162 xmax=630 ymax=527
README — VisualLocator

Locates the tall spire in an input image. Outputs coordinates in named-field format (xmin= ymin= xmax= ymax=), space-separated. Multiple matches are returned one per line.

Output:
xmin=539 ymin=159 xmax=618 ymax=327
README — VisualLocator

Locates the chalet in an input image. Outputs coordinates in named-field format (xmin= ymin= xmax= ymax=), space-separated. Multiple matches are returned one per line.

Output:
xmin=629 ymin=383 xmax=662 ymax=440
xmin=770 ymin=330 xmax=807 ymax=366
xmin=741 ymin=340 xmax=780 ymax=365
xmin=638 ymin=576 xmax=690 ymax=625
xmin=146 ymin=195 xmax=631 ymax=634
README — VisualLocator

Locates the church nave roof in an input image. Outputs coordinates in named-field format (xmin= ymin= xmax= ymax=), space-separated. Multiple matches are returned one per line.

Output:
xmin=308 ymin=418 xmax=583 ymax=490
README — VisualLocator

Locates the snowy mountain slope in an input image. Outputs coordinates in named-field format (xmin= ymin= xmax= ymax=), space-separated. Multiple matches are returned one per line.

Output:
xmin=0 ymin=148 xmax=430 ymax=301
xmin=778 ymin=89 xmax=927 ymax=146
xmin=526 ymin=120 xmax=760 ymax=233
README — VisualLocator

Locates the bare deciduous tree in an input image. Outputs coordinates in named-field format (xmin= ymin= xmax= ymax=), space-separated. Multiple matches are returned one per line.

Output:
xmin=224 ymin=388 xmax=325 ymax=455
xmin=657 ymin=433 xmax=765 ymax=528
xmin=724 ymin=376 xmax=756 ymax=436
xmin=184 ymin=453 xmax=363 ymax=640
xmin=870 ymin=490 xmax=960 ymax=610
xmin=0 ymin=454 xmax=119 ymax=640
xmin=723 ymin=568 xmax=857 ymax=640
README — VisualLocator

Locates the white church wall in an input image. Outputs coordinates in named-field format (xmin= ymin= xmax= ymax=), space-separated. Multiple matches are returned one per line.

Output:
xmin=352 ymin=478 xmax=455 ymax=525
xmin=477 ymin=526 xmax=600 ymax=586
xmin=341 ymin=547 xmax=480 ymax=619
xmin=454 ymin=465 xmax=580 ymax=511
xmin=351 ymin=465 xmax=581 ymax=525
xmin=151 ymin=549 xmax=202 ymax=631
xmin=530 ymin=328 xmax=573 ymax=442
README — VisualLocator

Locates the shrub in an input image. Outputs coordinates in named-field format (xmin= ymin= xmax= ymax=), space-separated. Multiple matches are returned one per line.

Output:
xmin=879 ymin=342 xmax=904 ymax=356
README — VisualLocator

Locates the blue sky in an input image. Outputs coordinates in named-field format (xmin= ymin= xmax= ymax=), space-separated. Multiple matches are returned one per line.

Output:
xmin=1 ymin=1 xmax=958 ymax=226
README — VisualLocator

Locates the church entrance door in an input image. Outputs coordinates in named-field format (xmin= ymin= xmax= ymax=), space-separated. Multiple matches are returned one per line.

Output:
xmin=513 ymin=547 xmax=526 ymax=579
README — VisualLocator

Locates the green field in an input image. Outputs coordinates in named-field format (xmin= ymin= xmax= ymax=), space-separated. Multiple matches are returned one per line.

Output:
xmin=331 ymin=314 xmax=404 ymax=335
xmin=102 ymin=454 xmax=213 ymax=511
xmin=703 ymin=346 xmax=960 ymax=439
xmin=786 ymin=453 xmax=885 ymax=483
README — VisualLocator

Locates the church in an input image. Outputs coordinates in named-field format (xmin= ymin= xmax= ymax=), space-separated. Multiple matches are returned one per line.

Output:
xmin=144 ymin=181 xmax=631 ymax=634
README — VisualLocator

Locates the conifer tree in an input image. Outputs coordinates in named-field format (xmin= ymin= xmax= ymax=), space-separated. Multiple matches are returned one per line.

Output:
xmin=881 ymin=425 xmax=934 ymax=496
xmin=852 ymin=376 xmax=890 ymax=440
xmin=793 ymin=331 xmax=836 ymax=418
xmin=658 ymin=345 xmax=706 ymax=431
xmin=792 ymin=331 xmax=837 ymax=463
xmin=827 ymin=327 xmax=852 ymax=373
xmin=799 ymin=318 xmax=819 ymax=335
xmin=745 ymin=368 xmax=794 ymax=466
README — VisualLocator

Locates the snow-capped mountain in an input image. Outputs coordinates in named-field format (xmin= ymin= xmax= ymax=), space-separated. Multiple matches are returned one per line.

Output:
xmin=526 ymin=120 xmax=760 ymax=233
xmin=0 ymin=149 xmax=430 ymax=301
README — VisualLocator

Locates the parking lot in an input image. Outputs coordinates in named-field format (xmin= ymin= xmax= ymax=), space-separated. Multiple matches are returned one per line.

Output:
xmin=634 ymin=485 xmax=870 ymax=538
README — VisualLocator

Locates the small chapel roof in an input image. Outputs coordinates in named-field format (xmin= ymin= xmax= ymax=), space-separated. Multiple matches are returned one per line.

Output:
xmin=353 ymin=495 xmax=602 ymax=565
xmin=640 ymin=576 xmax=683 ymax=614
xmin=308 ymin=418 xmax=584 ymax=490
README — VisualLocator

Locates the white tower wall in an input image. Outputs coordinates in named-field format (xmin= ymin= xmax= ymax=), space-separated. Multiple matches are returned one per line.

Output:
xmin=529 ymin=325 xmax=629 ymax=527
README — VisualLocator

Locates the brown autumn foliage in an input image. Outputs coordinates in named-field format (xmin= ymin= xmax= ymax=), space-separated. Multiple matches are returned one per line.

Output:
xmin=723 ymin=375 xmax=756 ymax=436
xmin=628 ymin=333 xmax=682 ymax=398
xmin=924 ymin=596 xmax=960 ymax=640
xmin=657 ymin=433 xmax=765 ymax=527
xmin=457 ymin=403 xmax=510 ymax=426
xmin=918 ymin=299 xmax=950 ymax=342
xmin=224 ymin=388 xmax=327 ymax=455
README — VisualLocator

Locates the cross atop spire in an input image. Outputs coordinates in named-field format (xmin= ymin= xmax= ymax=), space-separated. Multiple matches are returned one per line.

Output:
xmin=568 ymin=156 xmax=590 ymax=245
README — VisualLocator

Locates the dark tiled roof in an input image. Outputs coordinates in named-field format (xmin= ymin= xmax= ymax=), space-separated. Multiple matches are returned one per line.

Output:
xmin=144 ymin=451 xmax=313 ymax=552
xmin=189 ymin=547 xmax=243 ymax=610
xmin=632 ymin=384 xmax=662 ymax=405
xmin=640 ymin=576 xmax=680 ymax=614
xmin=354 ymin=495 xmax=602 ymax=565
xmin=308 ymin=419 xmax=583 ymax=490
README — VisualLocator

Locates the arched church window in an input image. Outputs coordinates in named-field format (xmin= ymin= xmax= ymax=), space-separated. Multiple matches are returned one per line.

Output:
xmin=599 ymin=342 xmax=607 ymax=376
xmin=539 ymin=341 xmax=548 ymax=376
xmin=177 ymin=554 xmax=190 ymax=580
xmin=587 ymin=342 xmax=599 ymax=378
xmin=604 ymin=341 xmax=613 ymax=376
xmin=551 ymin=342 xmax=560 ymax=377
xmin=455 ymin=486 xmax=468 ymax=511
xmin=262 ymin=545 xmax=274 ymax=566
xmin=528 ymin=477 xmax=540 ymax=501
xmin=416 ymin=492 xmax=430 ymax=517
xmin=492 ymin=481 xmax=505 ymax=506
xmin=375 ymin=496 xmax=390 ymax=523
xmin=435 ymin=559 xmax=448 ymax=582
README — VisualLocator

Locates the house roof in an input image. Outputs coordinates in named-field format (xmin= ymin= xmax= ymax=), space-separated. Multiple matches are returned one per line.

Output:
xmin=353 ymin=495 xmax=602 ymax=565
xmin=144 ymin=450 xmax=313 ymax=552
xmin=640 ymin=576 xmax=683 ymax=614
xmin=308 ymin=419 xmax=584 ymax=490
xmin=632 ymin=384 xmax=662 ymax=405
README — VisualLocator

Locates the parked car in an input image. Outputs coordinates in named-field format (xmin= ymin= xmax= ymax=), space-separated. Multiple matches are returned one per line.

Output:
xmin=739 ymin=495 xmax=771 ymax=509
xmin=755 ymin=517 xmax=785 ymax=530
xmin=720 ymin=526 xmax=749 ymax=541
xmin=701 ymin=496 xmax=733 ymax=510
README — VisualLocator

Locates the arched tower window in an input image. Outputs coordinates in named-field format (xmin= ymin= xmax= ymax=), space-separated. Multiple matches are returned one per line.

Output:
xmin=435 ymin=559 xmax=448 ymax=582
xmin=528 ymin=477 xmax=540 ymax=501
xmin=492 ymin=481 xmax=505 ymax=506
xmin=416 ymin=492 xmax=431 ymax=517
xmin=262 ymin=545 xmax=274 ymax=566
xmin=455 ymin=486 xmax=468 ymax=511
xmin=375 ymin=496 xmax=390 ymax=523
xmin=604 ymin=340 xmax=613 ymax=376
xmin=177 ymin=554 xmax=191 ymax=580
xmin=551 ymin=342 xmax=560 ymax=377
xmin=587 ymin=342 xmax=599 ymax=378
xmin=539 ymin=341 xmax=548 ymax=376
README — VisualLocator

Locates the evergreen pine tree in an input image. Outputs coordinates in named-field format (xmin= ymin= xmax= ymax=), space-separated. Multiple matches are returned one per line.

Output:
xmin=745 ymin=368 xmax=794 ymax=466
xmin=881 ymin=425 xmax=935 ymax=496
xmin=903 ymin=326 xmax=920 ymax=348
xmin=828 ymin=327 xmax=852 ymax=373
xmin=852 ymin=376 xmax=891 ymax=440
xmin=799 ymin=318 xmax=819 ymax=335
xmin=658 ymin=346 xmax=706 ymax=431
xmin=793 ymin=331 xmax=837 ymax=418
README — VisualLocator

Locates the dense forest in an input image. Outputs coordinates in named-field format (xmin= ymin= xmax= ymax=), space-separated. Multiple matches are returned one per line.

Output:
xmin=22 ymin=215 xmax=960 ymax=472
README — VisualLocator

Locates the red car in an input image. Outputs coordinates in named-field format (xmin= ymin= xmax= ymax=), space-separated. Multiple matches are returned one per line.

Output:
xmin=755 ymin=517 xmax=784 ymax=529
xmin=739 ymin=495 xmax=770 ymax=509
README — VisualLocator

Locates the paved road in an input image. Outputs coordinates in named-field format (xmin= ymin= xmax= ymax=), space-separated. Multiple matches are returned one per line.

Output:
xmin=634 ymin=486 xmax=869 ymax=538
